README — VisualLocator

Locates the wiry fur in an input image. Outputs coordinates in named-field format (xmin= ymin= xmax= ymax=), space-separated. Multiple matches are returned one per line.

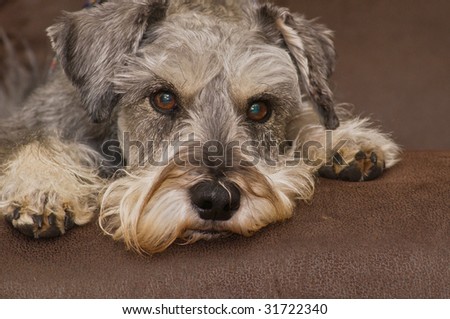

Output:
xmin=0 ymin=0 xmax=400 ymax=253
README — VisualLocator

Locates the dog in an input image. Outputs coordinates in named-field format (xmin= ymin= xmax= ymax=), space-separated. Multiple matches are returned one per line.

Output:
xmin=0 ymin=0 xmax=400 ymax=254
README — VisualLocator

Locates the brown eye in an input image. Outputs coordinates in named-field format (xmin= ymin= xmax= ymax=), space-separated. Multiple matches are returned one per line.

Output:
xmin=151 ymin=91 xmax=178 ymax=113
xmin=247 ymin=101 xmax=271 ymax=122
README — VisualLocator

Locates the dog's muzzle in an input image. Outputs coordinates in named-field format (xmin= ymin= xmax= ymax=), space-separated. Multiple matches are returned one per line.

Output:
xmin=189 ymin=181 xmax=241 ymax=221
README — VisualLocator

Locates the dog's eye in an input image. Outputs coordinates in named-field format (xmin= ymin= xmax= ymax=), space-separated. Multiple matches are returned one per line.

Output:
xmin=247 ymin=101 xmax=271 ymax=122
xmin=151 ymin=91 xmax=178 ymax=113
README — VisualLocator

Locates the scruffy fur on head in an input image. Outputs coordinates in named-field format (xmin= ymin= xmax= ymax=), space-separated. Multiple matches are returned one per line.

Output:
xmin=0 ymin=0 xmax=400 ymax=254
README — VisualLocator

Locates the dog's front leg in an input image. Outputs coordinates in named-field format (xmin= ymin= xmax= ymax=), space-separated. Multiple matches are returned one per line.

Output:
xmin=0 ymin=135 xmax=103 ymax=238
xmin=292 ymin=103 xmax=402 ymax=182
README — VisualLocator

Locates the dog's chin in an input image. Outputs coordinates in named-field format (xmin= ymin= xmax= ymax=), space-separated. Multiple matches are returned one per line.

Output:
xmin=181 ymin=228 xmax=232 ymax=243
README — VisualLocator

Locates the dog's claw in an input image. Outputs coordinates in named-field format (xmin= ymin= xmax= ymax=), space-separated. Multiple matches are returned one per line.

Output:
xmin=355 ymin=150 xmax=367 ymax=161
xmin=64 ymin=213 xmax=75 ymax=231
xmin=12 ymin=207 xmax=21 ymax=220
xmin=32 ymin=215 xmax=44 ymax=229
xmin=47 ymin=213 xmax=57 ymax=226
xmin=370 ymin=152 xmax=378 ymax=164
xmin=365 ymin=162 xmax=383 ymax=181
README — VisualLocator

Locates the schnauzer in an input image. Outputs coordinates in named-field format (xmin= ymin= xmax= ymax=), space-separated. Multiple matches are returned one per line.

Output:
xmin=0 ymin=0 xmax=400 ymax=254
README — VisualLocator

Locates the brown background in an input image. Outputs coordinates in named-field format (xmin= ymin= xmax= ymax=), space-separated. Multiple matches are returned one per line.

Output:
xmin=1 ymin=0 xmax=449 ymax=149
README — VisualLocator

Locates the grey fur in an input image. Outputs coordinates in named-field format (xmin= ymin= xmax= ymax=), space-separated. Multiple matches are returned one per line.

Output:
xmin=0 ymin=0 xmax=400 ymax=253
xmin=252 ymin=3 xmax=339 ymax=129
xmin=47 ymin=0 xmax=169 ymax=123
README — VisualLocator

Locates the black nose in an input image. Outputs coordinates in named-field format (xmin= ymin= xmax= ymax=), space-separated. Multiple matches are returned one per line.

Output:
xmin=189 ymin=181 xmax=241 ymax=221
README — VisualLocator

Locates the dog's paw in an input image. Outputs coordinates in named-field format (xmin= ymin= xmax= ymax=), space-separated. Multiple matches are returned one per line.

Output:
xmin=0 ymin=139 xmax=102 ymax=238
xmin=3 ymin=193 xmax=81 ymax=238
xmin=319 ymin=147 xmax=385 ymax=182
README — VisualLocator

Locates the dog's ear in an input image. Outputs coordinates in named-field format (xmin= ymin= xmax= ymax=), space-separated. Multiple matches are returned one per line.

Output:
xmin=47 ymin=0 xmax=168 ymax=123
xmin=253 ymin=4 xmax=339 ymax=129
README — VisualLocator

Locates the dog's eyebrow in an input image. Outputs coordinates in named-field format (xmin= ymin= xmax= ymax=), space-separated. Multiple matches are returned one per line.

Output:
xmin=113 ymin=72 xmax=182 ymax=105
xmin=245 ymin=84 xmax=297 ymax=103
xmin=145 ymin=76 xmax=178 ymax=93
xmin=247 ymin=92 xmax=278 ymax=103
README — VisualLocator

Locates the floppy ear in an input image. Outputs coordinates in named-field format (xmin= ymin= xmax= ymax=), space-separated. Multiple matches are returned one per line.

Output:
xmin=47 ymin=0 xmax=168 ymax=123
xmin=254 ymin=4 xmax=339 ymax=130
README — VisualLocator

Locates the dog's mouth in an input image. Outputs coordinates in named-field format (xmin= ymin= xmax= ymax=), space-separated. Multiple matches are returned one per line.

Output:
xmin=184 ymin=229 xmax=231 ymax=239
xmin=195 ymin=229 xmax=228 ymax=235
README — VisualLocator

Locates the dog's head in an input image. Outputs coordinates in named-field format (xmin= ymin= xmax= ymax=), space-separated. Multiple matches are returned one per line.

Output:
xmin=48 ymin=0 xmax=337 ymax=253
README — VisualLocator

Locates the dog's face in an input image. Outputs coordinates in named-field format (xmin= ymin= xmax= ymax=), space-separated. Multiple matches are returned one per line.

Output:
xmin=48 ymin=0 xmax=338 ymax=253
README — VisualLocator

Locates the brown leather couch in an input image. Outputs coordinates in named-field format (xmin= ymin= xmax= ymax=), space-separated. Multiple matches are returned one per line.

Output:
xmin=0 ymin=0 xmax=449 ymax=298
